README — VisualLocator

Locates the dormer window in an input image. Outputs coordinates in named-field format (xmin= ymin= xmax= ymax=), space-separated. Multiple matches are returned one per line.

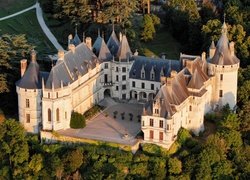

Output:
xmin=141 ymin=65 xmax=145 ymax=79
xmin=150 ymin=66 xmax=155 ymax=80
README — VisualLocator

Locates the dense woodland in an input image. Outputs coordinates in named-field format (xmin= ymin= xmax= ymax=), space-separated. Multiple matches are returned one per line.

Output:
xmin=1 ymin=0 xmax=250 ymax=179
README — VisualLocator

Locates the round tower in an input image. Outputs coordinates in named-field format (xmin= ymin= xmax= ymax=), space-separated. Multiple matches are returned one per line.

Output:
xmin=207 ymin=21 xmax=240 ymax=111
xmin=16 ymin=50 xmax=42 ymax=134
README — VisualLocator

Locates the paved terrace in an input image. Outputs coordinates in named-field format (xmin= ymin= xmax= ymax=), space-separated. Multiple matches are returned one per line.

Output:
xmin=57 ymin=101 xmax=143 ymax=146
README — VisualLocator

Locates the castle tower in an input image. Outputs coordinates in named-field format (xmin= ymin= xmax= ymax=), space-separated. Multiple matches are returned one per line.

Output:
xmin=207 ymin=21 xmax=240 ymax=110
xmin=16 ymin=50 xmax=42 ymax=134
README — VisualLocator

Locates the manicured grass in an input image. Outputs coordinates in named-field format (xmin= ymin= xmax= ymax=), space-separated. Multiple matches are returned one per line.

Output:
xmin=141 ymin=27 xmax=181 ymax=60
xmin=0 ymin=9 xmax=56 ymax=53
xmin=0 ymin=0 xmax=36 ymax=18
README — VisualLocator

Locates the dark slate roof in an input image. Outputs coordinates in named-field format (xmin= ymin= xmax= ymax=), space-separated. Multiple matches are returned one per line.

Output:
xmin=45 ymin=42 xmax=99 ymax=89
xmin=93 ymin=36 xmax=112 ymax=62
xmin=107 ymin=30 xmax=120 ymax=55
xmin=208 ymin=22 xmax=240 ymax=65
xmin=116 ymin=35 xmax=132 ymax=61
xmin=72 ymin=34 xmax=82 ymax=46
xmin=16 ymin=61 xmax=41 ymax=89
xmin=129 ymin=56 xmax=180 ymax=81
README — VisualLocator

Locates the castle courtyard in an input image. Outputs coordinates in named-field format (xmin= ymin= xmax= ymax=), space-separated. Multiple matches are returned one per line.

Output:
xmin=57 ymin=100 xmax=143 ymax=146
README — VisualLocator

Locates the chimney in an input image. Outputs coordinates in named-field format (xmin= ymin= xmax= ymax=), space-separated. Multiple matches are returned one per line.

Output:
xmin=186 ymin=60 xmax=193 ymax=72
xmin=119 ymin=32 xmax=122 ymax=42
xmin=68 ymin=44 xmax=75 ymax=53
xmin=68 ymin=34 xmax=73 ymax=46
xmin=30 ymin=49 xmax=36 ymax=62
xmin=85 ymin=37 xmax=92 ymax=50
xmin=170 ymin=70 xmax=177 ymax=78
xmin=151 ymin=53 xmax=155 ymax=58
xmin=58 ymin=50 xmax=64 ymax=61
xmin=162 ymin=55 xmax=165 ymax=59
xmin=20 ymin=59 xmax=27 ymax=77
xmin=201 ymin=52 xmax=206 ymax=62
xmin=83 ymin=32 xmax=85 ymax=42
xmin=134 ymin=49 xmax=138 ymax=56
xmin=230 ymin=41 xmax=234 ymax=56
xmin=167 ymin=77 xmax=173 ymax=86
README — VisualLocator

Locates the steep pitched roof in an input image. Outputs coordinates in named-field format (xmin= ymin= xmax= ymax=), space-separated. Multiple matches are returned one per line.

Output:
xmin=130 ymin=56 xmax=180 ymax=81
xmin=93 ymin=36 xmax=112 ymax=62
xmin=209 ymin=22 xmax=240 ymax=65
xmin=107 ymin=30 xmax=120 ymax=55
xmin=16 ymin=50 xmax=41 ymax=89
xmin=72 ymin=34 xmax=81 ymax=46
xmin=45 ymin=42 xmax=99 ymax=89
xmin=116 ymin=34 xmax=132 ymax=61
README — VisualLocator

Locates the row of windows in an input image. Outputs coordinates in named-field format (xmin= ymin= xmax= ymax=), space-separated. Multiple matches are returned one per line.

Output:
xmin=149 ymin=119 xmax=163 ymax=128
xmin=141 ymin=72 xmax=156 ymax=80
xmin=115 ymin=66 xmax=127 ymax=72
xmin=150 ymin=130 xmax=163 ymax=140
xmin=132 ymin=81 xmax=155 ymax=90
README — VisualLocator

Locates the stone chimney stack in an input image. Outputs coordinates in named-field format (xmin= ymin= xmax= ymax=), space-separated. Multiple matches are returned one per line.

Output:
xmin=134 ymin=49 xmax=138 ymax=56
xmin=230 ymin=41 xmax=235 ymax=56
xmin=86 ymin=37 xmax=92 ymax=50
xmin=68 ymin=44 xmax=75 ymax=53
xmin=20 ymin=59 xmax=27 ymax=77
xmin=170 ymin=70 xmax=177 ymax=78
xmin=68 ymin=34 xmax=73 ymax=46
xmin=30 ymin=49 xmax=36 ymax=62
xmin=201 ymin=52 xmax=206 ymax=62
xmin=58 ymin=50 xmax=65 ymax=61
xmin=119 ymin=32 xmax=122 ymax=42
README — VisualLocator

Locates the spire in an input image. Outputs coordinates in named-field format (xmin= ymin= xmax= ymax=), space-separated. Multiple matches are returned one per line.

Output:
xmin=75 ymin=23 xmax=78 ymax=35
xmin=98 ymin=28 xmax=100 ymax=36
xmin=221 ymin=14 xmax=227 ymax=34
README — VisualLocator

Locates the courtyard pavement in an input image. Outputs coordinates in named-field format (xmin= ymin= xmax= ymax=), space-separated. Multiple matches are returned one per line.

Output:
xmin=57 ymin=99 xmax=144 ymax=146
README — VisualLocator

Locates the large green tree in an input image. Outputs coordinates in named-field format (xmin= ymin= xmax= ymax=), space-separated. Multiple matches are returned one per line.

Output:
xmin=0 ymin=119 xmax=29 ymax=179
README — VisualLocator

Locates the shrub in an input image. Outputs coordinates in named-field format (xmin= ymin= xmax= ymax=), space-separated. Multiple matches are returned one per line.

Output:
xmin=177 ymin=127 xmax=191 ymax=146
xmin=70 ymin=112 xmax=86 ymax=129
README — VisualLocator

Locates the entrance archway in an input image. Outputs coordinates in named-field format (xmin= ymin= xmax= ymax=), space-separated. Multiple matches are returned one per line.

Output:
xmin=104 ymin=89 xmax=111 ymax=97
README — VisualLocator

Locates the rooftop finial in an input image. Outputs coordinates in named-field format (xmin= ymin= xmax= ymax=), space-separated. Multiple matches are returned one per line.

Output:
xmin=224 ymin=13 xmax=226 ymax=23
xmin=75 ymin=23 xmax=78 ymax=35
xmin=98 ymin=28 xmax=100 ymax=36
xmin=221 ymin=14 xmax=227 ymax=34
xmin=112 ymin=19 xmax=114 ymax=31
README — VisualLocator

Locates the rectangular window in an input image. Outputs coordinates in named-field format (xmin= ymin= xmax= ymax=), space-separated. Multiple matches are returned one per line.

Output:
xmin=122 ymin=67 xmax=126 ymax=72
xmin=122 ymin=85 xmax=126 ymax=90
xmin=132 ymin=81 xmax=135 ymax=87
xmin=116 ymin=86 xmax=119 ymax=91
xmin=151 ymin=73 xmax=154 ymax=80
xmin=151 ymin=84 xmax=154 ymax=90
xmin=155 ymin=109 xmax=159 ymax=114
xmin=220 ymin=74 xmax=223 ymax=81
xmin=159 ymin=132 xmax=163 ymax=141
xmin=48 ymin=93 xmax=50 ymax=99
xmin=141 ymin=72 xmax=145 ymax=79
xmin=104 ymin=63 xmax=108 ymax=69
xmin=122 ymin=75 xmax=126 ymax=81
xmin=219 ymin=90 xmax=223 ymax=97
xmin=116 ymin=75 xmax=119 ymax=81
xmin=141 ymin=83 xmax=145 ymax=89
xmin=150 ymin=130 xmax=154 ymax=139
xmin=116 ymin=67 xmax=118 ymax=72
xmin=26 ymin=114 xmax=30 ymax=123
xmin=150 ymin=119 xmax=154 ymax=126
xmin=189 ymin=105 xmax=192 ymax=111
xmin=26 ymin=99 xmax=30 ymax=108
xmin=65 ymin=112 xmax=67 ymax=119
xmin=167 ymin=124 xmax=170 ymax=130
xmin=122 ymin=94 xmax=126 ymax=99
xmin=159 ymin=120 xmax=163 ymax=128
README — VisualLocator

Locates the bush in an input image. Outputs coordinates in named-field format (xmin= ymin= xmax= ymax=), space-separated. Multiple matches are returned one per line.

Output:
xmin=70 ymin=112 xmax=86 ymax=129
xmin=177 ymin=128 xmax=191 ymax=146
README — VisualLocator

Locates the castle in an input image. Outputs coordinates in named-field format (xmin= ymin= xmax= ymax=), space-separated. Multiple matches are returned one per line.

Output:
xmin=16 ymin=21 xmax=239 ymax=148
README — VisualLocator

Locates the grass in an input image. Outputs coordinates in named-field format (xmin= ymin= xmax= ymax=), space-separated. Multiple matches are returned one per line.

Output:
xmin=0 ymin=9 xmax=56 ymax=55
xmin=0 ymin=0 xmax=36 ymax=18
xmin=141 ymin=27 xmax=181 ymax=59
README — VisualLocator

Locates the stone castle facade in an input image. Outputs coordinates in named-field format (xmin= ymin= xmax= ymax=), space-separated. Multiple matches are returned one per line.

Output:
xmin=16 ymin=22 xmax=239 ymax=148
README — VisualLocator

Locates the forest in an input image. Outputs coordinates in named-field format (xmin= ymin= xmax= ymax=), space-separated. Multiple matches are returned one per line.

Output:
xmin=0 ymin=0 xmax=250 ymax=179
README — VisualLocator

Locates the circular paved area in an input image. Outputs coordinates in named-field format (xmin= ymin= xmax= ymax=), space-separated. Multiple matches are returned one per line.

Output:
xmin=57 ymin=102 xmax=143 ymax=146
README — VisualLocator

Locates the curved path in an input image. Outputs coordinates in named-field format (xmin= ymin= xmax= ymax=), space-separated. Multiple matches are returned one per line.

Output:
xmin=0 ymin=2 xmax=64 ymax=51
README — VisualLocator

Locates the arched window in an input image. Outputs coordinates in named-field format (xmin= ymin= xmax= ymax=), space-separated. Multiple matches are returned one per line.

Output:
xmin=48 ymin=109 xmax=51 ymax=122
xmin=56 ymin=108 xmax=60 ymax=122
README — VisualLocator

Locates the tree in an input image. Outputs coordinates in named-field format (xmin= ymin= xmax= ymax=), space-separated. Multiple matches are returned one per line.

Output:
xmin=168 ymin=157 xmax=182 ymax=175
xmin=62 ymin=149 xmax=83 ymax=174
xmin=141 ymin=14 xmax=155 ymax=41
xmin=28 ymin=154 xmax=44 ymax=178
xmin=0 ymin=119 xmax=29 ymax=179
xmin=199 ymin=0 xmax=219 ymax=24
xmin=70 ymin=112 xmax=86 ymax=129
xmin=177 ymin=127 xmax=191 ymax=146
xmin=101 ymin=0 xmax=138 ymax=28
xmin=0 ymin=34 xmax=34 ymax=94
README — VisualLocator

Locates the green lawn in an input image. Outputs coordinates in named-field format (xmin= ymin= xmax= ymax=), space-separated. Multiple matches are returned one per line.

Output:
xmin=0 ymin=0 xmax=36 ymax=18
xmin=0 ymin=9 xmax=55 ymax=53
xmin=141 ymin=27 xmax=181 ymax=60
